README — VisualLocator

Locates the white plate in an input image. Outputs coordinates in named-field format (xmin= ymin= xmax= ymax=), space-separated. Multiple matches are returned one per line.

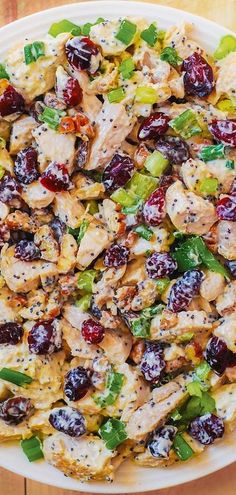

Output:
xmin=0 ymin=1 xmax=235 ymax=491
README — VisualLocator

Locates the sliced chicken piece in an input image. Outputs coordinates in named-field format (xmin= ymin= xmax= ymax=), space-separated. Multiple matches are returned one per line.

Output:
xmin=6 ymin=210 xmax=38 ymax=233
xmin=93 ymin=266 xmax=126 ymax=309
xmin=216 ymin=281 xmax=236 ymax=315
xmin=22 ymin=180 xmax=55 ymax=209
xmin=53 ymin=192 xmax=85 ymax=229
xmin=214 ymin=313 xmax=236 ymax=352
xmin=1 ymin=244 xmax=57 ymax=293
xmin=213 ymin=384 xmax=236 ymax=432
xmin=131 ymin=279 xmax=157 ymax=311
xmin=61 ymin=317 xmax=100 ymax=359
xmin=200 ymin=270 xmax=225 ymax=302
xmin=217 ymin=220 xmax=236 ymax=260
xmin=32 ymin=124 xmax=76 ymax=174
xmin=0 ymin=286 xmax=24 ymax=323
xmin=0 ymin=201 xmax=9 ymax=221
xmin=126 ymin=374 xmax=191 ymax=440
xmin=101 ymin=199 xmax=126 ymax=236
xmin=5 ymin=33 xmax=70 ymax=102
xmin=99 ymin=329 xmax=132 ymax=364
xmin=181 ymin=158 xmax=208 ymax=192
xmin=72 ymin=173 xmax=105 ymax=200
xmin=207 ymin=159 xmax=236 ymax=194
xmin=57 ymin=233 xmax=77 ymax=274
xmin=67 ymin=69 xmax=102 ymax=122
xmin=0 ymin=418 xmax=31 ymax=442
xmin=63 ymin=303 xmax=90 ymax=329
xmin=29 ymin=409 xmax=54 ymax=435
xmin=0 ymin=119 xmax=11 ymax=141
xmin=121 ymin=257 xmax=147 ymax=285
xmin=19 ymin=289 xmax=46 ymax=320
xmin=134 ymin=448 xmax=177 ymax=467
xmin=76 ymin=221 xmax=112 ymax=270
xmin=166 ymin=181 xmax=217 ymax=235
xmin=9 ymin=115 xmax=37 ymax=154
xmin=85 ymin=100 xmax=135 ymax=170
xmin=151 ymin=310 xmax=212 ymax=342
xmin=164 ymin=22 xmax=202 ymax=59
xmin=216 ymin=52 xmax=236 ymax=101
xmin=34 ymin=225 xmax=59 ymax=262
xmin=90 ymin=19 xmax=129 ymax=56
xmin=43 ymin=432 xmax=114 ymax=481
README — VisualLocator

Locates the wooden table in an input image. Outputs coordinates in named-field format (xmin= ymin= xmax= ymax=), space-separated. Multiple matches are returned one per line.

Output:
xmin=0 ymin=0 xmax=236 ymax=493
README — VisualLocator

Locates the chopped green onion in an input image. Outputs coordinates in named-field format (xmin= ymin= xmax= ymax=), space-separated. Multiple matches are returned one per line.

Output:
xmin=214 ymin=34 xmax=236 ymax=60
xmin=77 ymin=269 xmax=97 ymax=293
xmin=111 ymin=187 xmax=136 ymax=207
xmin=216 ymin=98 xmax=236 ymax=113
xmin=130 ymin=317 xmax=150 ymax=338
xmin=199 ymin=143 xmax=225 ymax=162
xmin=85 ymin=200 xmax=99 ymax=215
xmin=24 ymin=44 xmax=35 ymax=65
xmin=81 ymin=18 xmax=105 ymax=36
xmin=225 ymin=159 xmax=235 ymax=169
xmin=24 ymin=42 xmax=45 ymax=65
xmin=77 ymin=219 xmax=89 ymax=244
xmin=39 ymin=106 xmax=65 ymax=130
xmin=156 ymin=277 xmax=170 ymax=294
xmin=127 ymin=172 xmax=158 ymax=200
xmin=178 ymin=332 xmax=194 ymax=343
xmin=200 ymin=392 xmax=216 ymax=414
xmin=0 ymin=368 xmax=32 ymax=386
xmin=48 ymin=19 xmax=81 ymax=37
xmin=21 ymin=436 xmax=44 ymax=462
xmin=99 ymin=418 xmax=127 ymax=450
xmin=135 ymin=86 xmax=157 ymax=104
xmin=180 ymin=391 xmax=215 ymax=424
xmin=122 ymin=200 xmax=143 ymax=214
xmin=160 ymin=47 xmax=182 ymax=66
xmin=195 ymin=361 xmax=211 ymax=381
xmin=199 ymin=177 xmax=219 ymax=195
xmin=140 ymin=23 xmax=158 ymax=47
xmin=134 ymin=224 xmax=154 ymax=240
xmin=170 ymin=109 xmax=202 ymax=139
xmin=115 ymin=19 xmax=137 ymax=45
xmin=119 ymin=58 xmax=135 ymax=79
xmin=173 ymin=434 xmax=194 ymax=461
xmin=0 ymin=63 xmax=9 ymax=80
xmin=75 ymin=294 xmax=91 ymax=311
xmin=144 ymin=150 xmax=169 ymax=177
xmin=107 ymin=87 xmax=125 ymax=103
xmin=0 ymin=165 xmax=5 ymax=180
xmin=187 ymin=381 xmax=203 ymax=398
xmin=170 ymin=409 xmax=182 ymax=421
xmin=93 ymin=371 xmax=124 ymax=407
xmin=141 ymin=304 xmax=165 ymax=318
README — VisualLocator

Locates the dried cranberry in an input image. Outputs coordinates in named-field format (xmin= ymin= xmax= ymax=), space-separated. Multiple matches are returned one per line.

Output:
xmin=143 ymin=187 xmax=166 ymax=226
xmin=225 ymin=260 xmax=236 ymax=277
xmin=0 ymin=84 xmax=25 ymax=117
xmin=49 ymin=217 xmax=66 ymax=242
xmin=188 ymin=413 xmax=224 ymax=445
xmin=28 ymin=320 xmax=61 ymax=354
xmin=65 ymin=37 xmax=102 ymax=74
xmin=167 ymin=269 xmax=204 ymax=312
xmin=14 ymin=147 xmax=39 ymax=185
xmin=138 ymin=112 xmax=170 ymax=141
xmin=148 ymin=425 xmax=177 ymax=458
xmin=81 ymin=318 xmax=105 ymax=344
xmin=0 ymin=175 xmax=22 ymax=206
xmin=159 ymin=175 xmax=176 ymax=190
xmin=49 ymin=407 xmax=86 ymax=437
xmin=15 ymin=240 xmax=41 ymax=261
xmin=62 ymin=77 xmax=83 ymax=106
xmin=216 ymin=196 xmax=236 ymax=221
xmin=205 ymin=336 xmax=236 ymax=375
xmin=0 ymin=397 xmax=33 ymax=425
xmin=146 ymin=252 xmax=177 ymax=279
xmin=181 ymin=52 xmax=214 ymax=97
xmin=75 ymin=140 xmax=89 ymax=169
xmin=140 ymin=342 xmax=166 ymax=383
xmin=64 ymin=366 xmax=91 ymax=401
xmin=40 ymin=162 xmax=71 ymax=192
xmin=0 ymin=322 xmax=23 ymax=345
xmin=104 ymin=244 xmax=130 ymax=267
xmin=102 ymin=154 xmax=134 ymax=192
xmin=155 ymin=136 xmax=190 ymax=164
xmin=209 ymin=120 xmax=236 ymax=146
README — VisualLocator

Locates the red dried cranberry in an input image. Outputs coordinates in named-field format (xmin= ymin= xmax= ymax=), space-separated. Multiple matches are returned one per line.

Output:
xmin=159 ymin=175 xmax=176 ymax=190
xmin=188 ymin=413 xmax=224 ymax=445
xmin=146 ymin=252 xmax=177 ymax=279
xmin=140 ymin=342 xmax=166 ymax=383
xmin=102 ymin=154 xmax=134 ymax=192
xmin=181 ymin=52 xmax=214 ymax=97
xmin=167 ymin=269 xmax=204 ymax=312
xmin=49 ymin=407 xmax=86 ymax=437
xmin=65 ymin=37 xmax=102 ymax=74
xmin=155 ymin=136 xmax=190 ymax=164
xmin=81 ymin=318 xmax=105 ymax=344
xmin=216 ymin=196 xmax=236 ymax=221
xmin=14 ymin=147 xmax=39 ymax=185
xmin=225 ymin=260 xmax=236 ymax=277
xmin=104 ymin=244 xmax=130 ymax=267
xmin=62 ymin=77 xmax=83 ymax=106
xmin=148 ymin=425 xmax=177 ymax=458
xmin=49 ymin=217 xmax=66 ymax=242
xmin=0 ymin=322 xmax=23 ymax=345
xmin=0 ymin=175 xmax=22 ymax=206
xmin=64 ymin=366 xmax=91 ymax=401
xmin=40 ymin=162 xmax=71 ymax=192
xmin=75 ymin=140 xmax=89 ymax=169
xmin=15 ymin=240 xmax=41 ymax=261
xmin=0 ymin=85 xmax=25 ymax=117
xmin=209 ymin=120 xmax=236 ymax=146
xmin=205 ymin=336 xmax=236 ymax=375
xmin=138 ymin=112 xmax=170 ymax=141
xmin=143 ymin=187 xmax=166 ymax=226
xmin=0 ymin=397 xmax=33 ymax=425
xmin=28 ymin=320 xmax=61 ymax=354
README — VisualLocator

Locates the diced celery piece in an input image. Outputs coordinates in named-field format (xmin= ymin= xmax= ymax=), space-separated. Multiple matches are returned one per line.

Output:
xmin=108 ymin=87 xmax=125 ymax=103
xmin=75 ymin=294 xmax=91 ymax=311
xmin=111 ymin=188 xmax=137 ymax=207
xmin=199 ymin=177 xmax=219 ymax=195
xmin=144 ymin=150 xmax=169 ymax=177
xmin=127 ymin=172 xmax=158 ymax=199
xmin=170 ymin=109 xmax=202 ymax=139
xmin=77 ymin=269 xmax=97 ymax=293
xmin=135 ymin=86 xmax=157 ymax=104
xmin=156 ymin=277 xmax=170 ymax=294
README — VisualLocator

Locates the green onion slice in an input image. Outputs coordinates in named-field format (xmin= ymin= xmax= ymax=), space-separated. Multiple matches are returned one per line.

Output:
xmin=99 ymin=418 xmax=127 ymax=450
xmin=81 ymin=18 xmax=105 ymax=36
xmin=24 ymin=41 xmax=45 ymax=65
xmin=214 ymin=34 xmax=236 ymax=60
xmin=115 ymin=19 xmax=137 ymax=45
xmin=156 ymin=277 xmax=170 ymax=294
xmin=130 ymin=317 xmax=150 ymax=338
xmin=141 ymin=304 xmax=165 ymax=318
xmin=108 ymin=87 xmax=125 ymax=103
xmin=134 ymin=224 xmax=154 ymax=240
xmin=93 ymin=371 xmax=124 ymax=407
xmin=135 ymin=86 xmax=157 ymax=104
xmin=39 ymin=106 xmax=65 ymax=130
xmin=173 ymin=434 xmax=194 ymax=461
xmin=119 ymin=58 xmax=135 ymax=79
xmin=225 ymin=159 xmax=235 ymax=169
xmin=0 ymin=368 xmax=32 ymax=386
xmin=140 ymin=23 xmax=158 ymax=47
xmin=48 ymin=19 xmax=81 ymax=37
xmin=0 ymin=63 xmax=9 ymax=80
xmin=160 ymin=47 xmax=182 ymax=66
xmin=199 ymin=143 xmax=225 ymax=162
xmin=21 ymin=436 xmax=44 ymax=462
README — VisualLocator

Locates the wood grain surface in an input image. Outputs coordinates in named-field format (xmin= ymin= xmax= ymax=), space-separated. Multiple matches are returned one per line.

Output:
xmin=0 ymin=0 xmax=236 ymax=494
